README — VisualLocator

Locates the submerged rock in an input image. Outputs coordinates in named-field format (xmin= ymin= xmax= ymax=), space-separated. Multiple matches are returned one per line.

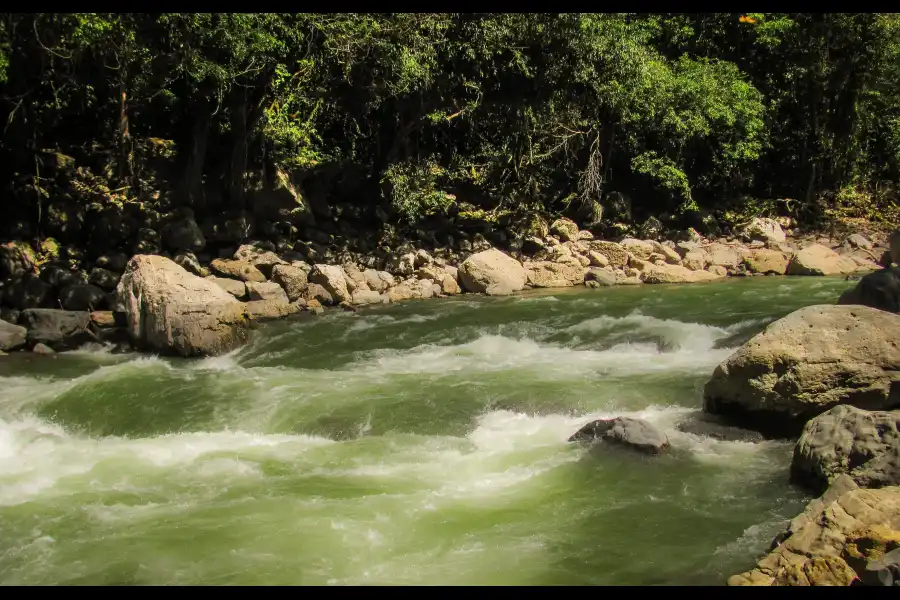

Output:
xmin=19 ymin=308 xmax=93 ymax=351
xmin=674 ymin=413 xmax=765 ymax=443
xmin=703 ymin=304 xmax=900 ymax=437
xmin=117 ymin=255 xmax=250 ymax=357
xmin=568 ymin=417 xmax=669 ymax=455
xmin=791 ymin=405 xmax=900 ymax=493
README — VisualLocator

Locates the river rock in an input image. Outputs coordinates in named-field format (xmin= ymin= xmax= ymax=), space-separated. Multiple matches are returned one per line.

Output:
xmin=243 ymin=299 xmax=301 ymax=322
xmin=727 ymin=475 xmax=900 ymax=586
xmin=117 ymin=255 xmax=250 ymax=357
xmin=352 ymin=289 xmax=385 ymax=305
xmin=58 ymin=283 xmax=109 ymax=311
xmin=706 ymin=243 xmax=740 ymax=269
xmin=703 ymin=305 xmax=900 ymax=437
xmin=791 ymin=405 xmax=900 ymax=493
xmin=364 ymin=269 xmax=395 ymax=292
xmin=638 ymin=261 xmax=722 ymax=284
xmin=843 ymin=526 xmax=900 ymax=586
xmin=342 ymin=263 xmax=370 ymax=293
xmin=210 ymin=259 xmax=266 ymax=283
xmin=585 ymin=268 xmax=616 ymax=287
xmin=303 ymin=283 xmax=334 ymax=306
xmin=246 ymin=281 xmax=289 ymax=303
xmin=788 ymin=243 xmax=858 ymax=276
xmin=568 ymin=417 xmax=669 ymax=455
xmin=838 ymin=267 xmax=900 ymax=314
xmin=32 ymin=342 xmax=55 ymax=354
xmin=523 ymin=260 xmax=584 ymax=287
xmin=848 ymin=234 xmax=874 ymax=251
xmin=587 ymin=241 xmax=628 ymax=268
xmin=90 ymin=311 xmax=117 ymax=328
xmin=458 ymin=249 xmax=527 ymax=296
xmin=270 ymin=264 xmax=309 ymax=302
xmin=587 ymin=250 xmax=609 ymax=268
xmin=174 ymin=251 xmax=204 ymax=276
xmin=88 ymin=267 xmax=120 ymax=291
xmin=674 ymin=413 xmax=765 ymax=443
xmin=388 ymin=252 xmax=417 ymax=276
xmin=550 ymin=217 xmax=579 ymax=242
xmin=18 ymin=308 xmax=93 ymax=351
xmin=233 ymin=244 xmax=287 ymax=276
xmin=0 ymin=319 xmax=27 ymax=351
xmin=621 ymin=238 xmax=655 ymax=261
xmin=207 ymin=276 xmax=247 ymax=299
xmin=739 ymin=218 xmax=787 ymax=244
xmin=309 ymin=264 xmax=351 ymax=303
xmin=771 ymin=556 xmax=857 ymax=586
xmin=682 ymin=249 xmax=708 ymax=271
xmin=744 ymin=249 xmax=789 ymax=275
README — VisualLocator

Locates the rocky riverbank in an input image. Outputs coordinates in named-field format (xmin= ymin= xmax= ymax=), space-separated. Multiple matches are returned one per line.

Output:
xmin=0 ymin=214 xmax=892 ymax=357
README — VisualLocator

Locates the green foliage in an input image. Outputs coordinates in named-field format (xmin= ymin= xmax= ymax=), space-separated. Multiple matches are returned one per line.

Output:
xmin=0 ymin=12 xmax=899 ymax=230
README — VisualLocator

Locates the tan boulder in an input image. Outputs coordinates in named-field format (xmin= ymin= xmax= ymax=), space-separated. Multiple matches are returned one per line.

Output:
xmin=788 ymin=243 xmax=858 ymax=276
xmin=458 ymin=249 xmax=527 ymax=295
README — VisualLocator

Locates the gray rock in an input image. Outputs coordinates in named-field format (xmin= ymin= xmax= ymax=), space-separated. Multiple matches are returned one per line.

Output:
xmin=40 ymin=264 xmax=86 ymax=290
xmin=32 ymin=342 xmax=55 ymax=354
xmin=162 ymin=215 xmax=205 ymax=252
xmin=704 ymin=305 xmax=900 ymax=437
xmin=96 ymin=252 xmax=129 ymax=272
xmin=568 ymin=417 xmax=669 ymax=455
xmin=862 ymin=547 xmax=900 ymax=586
xmin=0 ymin=319 xmax=27 ymax=351
xmin=791 ymin=404 xmax=900 ymax=493
xmin=88 ymin=267 xmax=120 ymax=291
xmin=3 ymin=275 xmax=52 ymax=310
xmin=675 ymin=414 xmax=765 ymax=443
xmin=19 ymin=309 xmax=92 ymax=350
xmin=59 ymin=284 xmax=109 ymax=311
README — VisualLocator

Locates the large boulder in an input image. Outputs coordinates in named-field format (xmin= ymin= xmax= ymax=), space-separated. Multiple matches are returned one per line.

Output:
xmin=838 ymin=267 xmax=900 ymax=314
xmin=682 ymin=249 xmax=708 ymax=271
xmin=233 ymin=244 xmax=286 ymax=277
xmin=364 ymin=269 xmax=395 ymax=293
xmin=523 ymin=260 xmax=584 ymax=287
xmin=209 ymin=259 xmax=266 ymax=283
xmin=18 ymin=309 xmax=93 ymax=351
xmin=744 ymin=249 xmax=790 ymax=275
xmin=302 ymin=283 xmax=334 ymax=306
xmin=116 ymin=255 xmax=250 ymax=357
xmin=207 ymin=276 xmax=247 ymax=300
xmin=309 ymin=264 xmax=351 ymax=303
xmin=588 ymin=241 xmax=629 ymax=268
xmin=620 ymin=238 xmax=655 ymax=261
xmin=706 ymin=243 xmax=741 ymax=269
xmin=703 ymin=305 xmax=900 ymax=437
xmin=0 ymin=319 xmax=27 ymax=351
xmin=568 ymin=417 xmax=669 ymax=455
xmin=270 ymin=264 xmax=309 ymax=302
xmin=458 ymin=249 xmax=527 ymax=295
xmin=791 ymin=405 xmax=900 ymax=493
xmin=788 ymin=243 xmax=858 ymax=276
xmin=161 ymin=214 xmax=205 ymax=252
xmin=246 ymin=281 xmax=289 ymax=303
xmin=727 ymin=475 xmax=900 ymax=586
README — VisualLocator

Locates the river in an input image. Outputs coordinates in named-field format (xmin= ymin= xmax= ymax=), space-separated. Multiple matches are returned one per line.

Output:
xmin=0 ymin=275 xmax=857 ymax=585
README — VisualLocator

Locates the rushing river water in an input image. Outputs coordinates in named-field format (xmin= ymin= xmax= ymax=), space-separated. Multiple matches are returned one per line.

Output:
xmin=0 ymin=275 xmax=858 ymax=585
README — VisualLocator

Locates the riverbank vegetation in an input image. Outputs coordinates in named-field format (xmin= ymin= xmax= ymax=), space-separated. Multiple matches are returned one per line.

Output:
xmin=1 ymin=13 xmax=899 ymax=246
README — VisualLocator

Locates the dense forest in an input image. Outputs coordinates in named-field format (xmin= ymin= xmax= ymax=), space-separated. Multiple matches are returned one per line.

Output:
xmin=1 ymin=13 xmax=899 ymax=255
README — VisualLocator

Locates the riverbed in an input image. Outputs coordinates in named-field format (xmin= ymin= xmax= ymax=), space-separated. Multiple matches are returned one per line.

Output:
xmin=0 ymin=275 xmax=856 ymax=585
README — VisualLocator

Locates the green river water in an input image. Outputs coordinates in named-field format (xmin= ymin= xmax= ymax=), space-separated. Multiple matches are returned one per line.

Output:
xmin=0 ymin=275 xmax=858 ymax=586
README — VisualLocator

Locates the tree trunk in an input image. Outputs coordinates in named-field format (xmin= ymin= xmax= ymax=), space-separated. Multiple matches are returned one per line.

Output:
xmin=118 ymin=84 xmax=133 ymax=184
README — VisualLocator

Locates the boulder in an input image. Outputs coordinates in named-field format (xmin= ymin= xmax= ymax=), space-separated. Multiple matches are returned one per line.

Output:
xmin=0 ymin=319 xmax=27 ymax=351
xmin=848 ymin=234 xmax=874 ymax=251
xmin=744 ymin=249 xmax=789 ymax=275
xmin=585 ymin=268 xmax=617 ymax=287
xmin=18 ymin=308 xmax=93 ymax=350
xmin=739 ymin=217 xmax=787 ymax=244
xmin=838 ymin=267 xmax=900 ymax=314
xmin=704 ymin=305 xmax=900 ymax=437
xmin=588 ymin=241 xmax=628 ymax=268
xmin=351 ymin=289 xmax=385 ymax=306
xmin=458 ymin=249 xmax=527 ymax=295
xmin=843 ymin=526 xmax=900 ymax=586
xmin=40 ymin=264 xmax=86 ymax=290
xmin=523 ymin=260 xmax=584 ymax=288
xmin=243 ymin=299 xmax=301 ymax=322
xmin=791 ymin=405 xmax=900 ymax=493
xmin=568 ymin=417 xmax=669 ymax=455
xmin=706 ymin=243 xmax=740 ymax=269
xmin=342 ymin=263 xmax=370 ymax=293
xmin=302 ymin=283 xmax=334 ymax=306
xmin=0 ymin=240 xmax=36 ymax=279
xmin=364 ymin=269 xmax=395 ymax=293
xmin=116 ymin=255 xmax=250 ymax=357
xmin=59 ymin=283 xmax=109 ymax=311
xmin=246 ymin=281 xmax=289 ymax=303
xmin=587 ymin=251 xmax=609 ymax=268
xmin=639 ymin=262 xmax=722 ymax=284
xmin=210 ymin=259 xmax=266 ymax=283
xmin=549 ymin=217 xmax=579 ymax=242
xmin=770 ymin=556 xmax=857 ymax=586
xmin=388 ymin=252 xmax=417 ymax=276
xmin=788 ymin=243 xmax=858 ymax=276
xmin=233 ymin=244 xmax=286 ymax=277
xmin=620 ymin=238 xmax=655 ymax=261
xmin=674 ymin=413 xmax=766 ymax=443
xmin=270 ymin=264 xmax=309 ymax=302
xmin=207 ymin=276 xmax=247 ymax=299
xmin=89 ymin=311 xmax=117 ymax=328
xmin=309 ymin=264 xmax=351 ymax=303
xmin=682 ymin=249 xmax=708 ymax=271
xmin=96 ymin=252 xmax=129 ymax=273
xmin=3 ymin=275 xmax=52 ymax=310
xmin=727 ymin=476 xmax=900 ymax=586
xmin=32 ymin=342 xmax=55 ymax=354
